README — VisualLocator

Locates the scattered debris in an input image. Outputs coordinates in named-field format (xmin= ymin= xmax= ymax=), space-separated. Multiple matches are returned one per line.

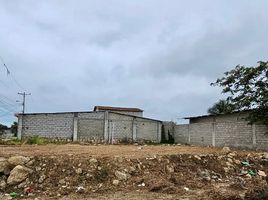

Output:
xmin=112 ymin=179 xmax=119 ymax=186
xmin=115 ymin=170 xmax=130 ymax=181
xmin=221 ymin=147 xmax=231 ymax=154
xmin=258 ymin=170 xmax=266 ymax=177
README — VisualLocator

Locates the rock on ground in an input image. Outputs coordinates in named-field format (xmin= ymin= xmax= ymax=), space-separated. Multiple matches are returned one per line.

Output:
xmin=221 ymin=147 xmax=231 ymax=154
xmin=115 ymin=170 xmax=130 ymax=181
xmin=0 ymin=157 xmax=10 ymax=174
xmin=7 ymin=165 xmax=33 ymax=185
xmin=8 ymin=156 xmax=30 ymax=166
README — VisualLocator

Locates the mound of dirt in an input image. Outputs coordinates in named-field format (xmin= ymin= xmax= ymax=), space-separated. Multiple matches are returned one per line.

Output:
xmin=0 ymin=145 xmax=268 ymax=199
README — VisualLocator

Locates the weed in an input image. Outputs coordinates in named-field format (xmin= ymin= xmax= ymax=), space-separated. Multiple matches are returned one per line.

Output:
xmin=26 ymin=136 xmax=46 ymax=145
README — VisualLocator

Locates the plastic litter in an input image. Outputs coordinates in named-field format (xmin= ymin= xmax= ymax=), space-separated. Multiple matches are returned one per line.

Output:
xmin=24 ymin=186 xmax=33 ymax=194
xmin=9 ymin=192 xmax=17 ymax=198
xmin=241 ymin=161 xmax=250 ymax=166
xmin=248 ymin=169 xmax=257 ymax=176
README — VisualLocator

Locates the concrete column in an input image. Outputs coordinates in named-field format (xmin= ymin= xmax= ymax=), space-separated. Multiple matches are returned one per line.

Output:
xmin=157 ymin=122 xmax=162 ymax=143
xmin=188 ymin=125 xmax=191 ymax=144
xmin=252 ymin=124 xmax=256 ymax=147
xmin=17 ymin=115 xmax=23 ymax=140
xmin=108 ymin=121 xmax=114 ymax=144
xmin=104 ymin=111 xmax=109 ymax=142
xmin=132 ymin=118 xmax=137 ymax=141
xmin=73 ymin=115 xmax=78 ymax=141
xmin=212 ymin=123 xmax=216 ymax=147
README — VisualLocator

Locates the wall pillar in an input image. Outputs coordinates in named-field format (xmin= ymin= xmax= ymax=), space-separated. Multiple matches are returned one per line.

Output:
xmin=104 ymin=111 xmax=109 ymax=143
xmin=157 ymin=122 xmax=162 ymax=143
xmin=17 ymin=115 xmax=23 ymax=140
xmin=212 ymin=123 xmax=216 ymax=147
xmin=132 ymin=118 xmax=137 ymax=141
xmin=187 ymin=125 xmax=191 ymax=144
xmin=73 ymin=115 xmax=78 ymax=141
xmin=252 ymin=124 xmax=256 ymax=148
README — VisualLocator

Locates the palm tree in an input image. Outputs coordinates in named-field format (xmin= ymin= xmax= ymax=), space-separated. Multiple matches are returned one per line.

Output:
xmin=208 ymin=99 xmax=235 ymax=115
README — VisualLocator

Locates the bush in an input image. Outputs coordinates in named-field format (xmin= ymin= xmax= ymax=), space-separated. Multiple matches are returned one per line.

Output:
xmin=26 ymin=136 xmax=46 ymax=145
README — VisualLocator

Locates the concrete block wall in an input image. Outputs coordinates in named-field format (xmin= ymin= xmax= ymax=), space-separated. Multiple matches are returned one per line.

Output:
xmin=215 ymin=122 xmax=253 ymax=148
xmin=174 ymin=125 xmax=189 ymax=144
xmin=20 ymin=113 xmax=74 ymax=139
xmin=77 ymin=112 xmax=105 ymax=142
xmin=189 ymin=123 xmax=213 ymax=146
xmin=174 ymin=121 xmax=268 ymax=150
xmin=255 ymin=125 xmax=268 ymax=150
xmin=18 ymin=111 xmax=162 ymax=143
xmin=78 ymin=119 xmax=104 ymax=141
xmin=136 ymin=118 xmax=161 ymax=142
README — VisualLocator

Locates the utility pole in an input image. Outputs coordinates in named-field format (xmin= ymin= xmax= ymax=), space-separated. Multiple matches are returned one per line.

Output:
xmin=18 ymin=92 xmax=31 ymax=114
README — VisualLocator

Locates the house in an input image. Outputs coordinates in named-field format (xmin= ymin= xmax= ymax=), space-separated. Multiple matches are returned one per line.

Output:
xmin=93 ymin=106 xmax=143 ymax=117
xmin=174 ymin=110 xmax=268 ymax=150
xmin=17 ymin=106 xmax=161 ymax=143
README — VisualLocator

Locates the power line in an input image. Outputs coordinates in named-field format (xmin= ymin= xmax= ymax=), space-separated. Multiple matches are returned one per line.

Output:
xmin=0 ymin=54 xmax=25 ymax=90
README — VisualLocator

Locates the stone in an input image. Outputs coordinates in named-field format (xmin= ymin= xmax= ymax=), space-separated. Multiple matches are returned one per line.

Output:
xmin=75 ymin=168 xmax=83 ymax=174
xmin=0 ymin=179 xmax=6 ymax=190
xmin=261 ymin=153 xmax=268 ymax=160
xmin=221 ymin=147 xmax=231 ymax=154
xmin=38 ymin=175 xmax=46 ymax=183
xmin=223 ymin=167 xmax=229 ymax=173
xmin=59 ymin=179 xmax=66 ymax=185
xmin=166 ymin=165 xmax=174 ymax=173
xmin=114 ymin=156 xmax=124 ymax=163
xmin=194 ymin=155 xmax=201 ymax=160
xmin=76 ymin=186 xmax=85 ymax=193
xmin=227 ymin=158 xmax=233 ymax=163
xmin=35 ymin=166 xmax=41 ymax=171
xmin=129 ymin=166 xmax=136 ymax=174
xmin=226 ymin=162 xmax=233 ymax=167
xmin=7 ymin=165 xmax=33 ymax=185
xmin=234 ymin=159 xmax=241 ymax=165
xmin=199 ymin=170 xmax=211 ymax=181
xmin=112 ymin=179 xmax=120 ymax=186
xmin=8 ymin=156 xmax=30 ymax=166
xmin=0 ymin=157 xmax=10 ymax=174
xmin=89 ymin=158 xmax=98 ymax=164
xmin=258 ymin=170 xmax=266 ymax=177
xmin=228 ymin=152 xmax=237 ymax=157
xmin=17 ymin=181 xmax=26 ymax=189
xmin=115 ymin=170 xmax=129 ymax=181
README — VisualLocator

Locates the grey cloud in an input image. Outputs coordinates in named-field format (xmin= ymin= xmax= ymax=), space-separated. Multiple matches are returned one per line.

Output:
xmin=1 ymin=0 xmax=268 ymax=125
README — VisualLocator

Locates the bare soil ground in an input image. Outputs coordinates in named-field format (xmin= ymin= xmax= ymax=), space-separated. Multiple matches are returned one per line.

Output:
xmin=0 ymin=144 xmax=267 ymax=200
xmin=0 ymin=144 xmax=255 ymax=158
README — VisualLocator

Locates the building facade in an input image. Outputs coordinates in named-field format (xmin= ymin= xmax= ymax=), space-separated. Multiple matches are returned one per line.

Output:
xmin=174 ymin=111 xmax=268 ymax=150
xmin=17 ymin=111 xmax=161 ymax=143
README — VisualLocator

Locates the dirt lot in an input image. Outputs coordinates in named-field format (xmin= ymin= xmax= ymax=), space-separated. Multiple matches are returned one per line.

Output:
xmin=0 ymin=144 xmax=255 ymax=158
xmin=0 ymin=144 xmax=268 ymax=200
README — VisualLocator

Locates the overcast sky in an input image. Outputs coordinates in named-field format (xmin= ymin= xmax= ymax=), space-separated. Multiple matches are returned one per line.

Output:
xmin=1 ymin=0 xmax=268 ymax=125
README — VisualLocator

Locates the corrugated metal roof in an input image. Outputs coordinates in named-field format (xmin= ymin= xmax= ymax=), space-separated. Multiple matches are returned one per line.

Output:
xmin=184 ymin=109 xmax=253 ymax=119
xmin=94 ymin=106 xmax=143 ymax=112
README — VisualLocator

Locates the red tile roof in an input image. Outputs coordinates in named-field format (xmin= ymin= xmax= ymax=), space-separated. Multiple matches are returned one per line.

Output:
xmin=94 ymin=106 xmax=143 ymax=112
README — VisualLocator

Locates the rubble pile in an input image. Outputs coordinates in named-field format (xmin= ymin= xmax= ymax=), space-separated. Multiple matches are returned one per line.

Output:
xmin=0 ymin=147 xmax=268 ymax=199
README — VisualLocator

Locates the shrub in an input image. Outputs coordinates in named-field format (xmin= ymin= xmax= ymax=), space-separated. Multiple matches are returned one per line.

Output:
xmin=26 ymin=136 xmax=46 ymax=145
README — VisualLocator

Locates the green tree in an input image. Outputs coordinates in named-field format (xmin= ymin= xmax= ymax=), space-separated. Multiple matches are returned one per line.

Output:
xmin=208 ymin=99 xmax=235 ymax=115
xmin=0 ymin=123 xmax=8 ymax=135
xmin=211 ymin=61 xmax=268 ymax=124
xmin=10 ymin=122 xmax=18 ymax=137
